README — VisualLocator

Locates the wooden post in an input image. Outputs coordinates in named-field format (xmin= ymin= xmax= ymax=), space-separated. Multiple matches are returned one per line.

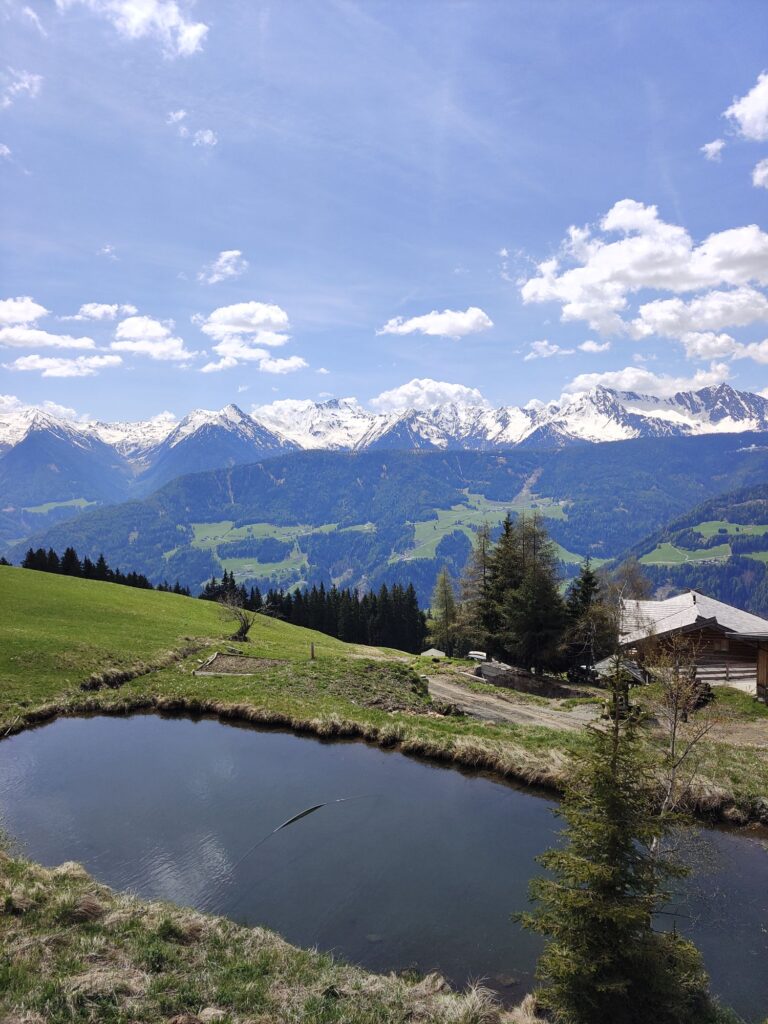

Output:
xmin=310 ymin=642 xmax=315 ymax=660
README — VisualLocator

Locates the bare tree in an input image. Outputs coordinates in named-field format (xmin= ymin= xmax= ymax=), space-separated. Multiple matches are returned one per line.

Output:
xmin=219 ymin=593 xmax=256 ymax=642
xmin=643 ymin=632 xmax=721 ymax=827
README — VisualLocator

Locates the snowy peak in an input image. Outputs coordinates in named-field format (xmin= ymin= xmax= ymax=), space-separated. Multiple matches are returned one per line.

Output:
xmin=4 ymin=385 xmax=768 ymax=473
xmin=254 ymin=397 xmax=377 ymax=449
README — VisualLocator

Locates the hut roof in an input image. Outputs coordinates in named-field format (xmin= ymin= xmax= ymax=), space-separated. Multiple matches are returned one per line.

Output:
xmin=621 ymin=590 xmax=768 ymax=646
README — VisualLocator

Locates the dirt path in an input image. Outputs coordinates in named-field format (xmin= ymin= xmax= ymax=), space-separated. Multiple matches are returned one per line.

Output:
xmin=427 ymin=674 xmax=598 ymax=732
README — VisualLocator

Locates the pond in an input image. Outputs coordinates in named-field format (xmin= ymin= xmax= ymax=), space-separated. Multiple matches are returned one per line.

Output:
xmin=0 ymin=714 xmax=766 ymax=1020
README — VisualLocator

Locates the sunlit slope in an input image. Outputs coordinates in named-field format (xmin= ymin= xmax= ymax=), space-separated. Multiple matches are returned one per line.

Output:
xmin=0 ymin=565 xmax=368 ymax=717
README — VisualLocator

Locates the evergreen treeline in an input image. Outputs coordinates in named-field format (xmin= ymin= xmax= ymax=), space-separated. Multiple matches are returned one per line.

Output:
xmin=199 ymin=571 xmax=427 ymax=652
xmin=18 ymin=546 xmax=190 ymax=595
xmin=430 ymin=515 xmax=618 ymax=678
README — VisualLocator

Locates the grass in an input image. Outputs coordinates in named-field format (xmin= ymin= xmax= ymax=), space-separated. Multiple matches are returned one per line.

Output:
xmin=21 ymin=497 xmax=96 ymax=514
xmin=0 ymin=852 xmax=512 ymax=1024
xmin=393 ymin=492 xmax=576 ymax=564
xmin=0 ymin=567 xmax=763 ymax=1021
xmin=189 ymin=520 xmax=374 ymax=584
xmin=693 ymin=519 xmax=768 ymax=539
xmin=639 ymin=541 xmax=732 ymax=565
xmin=1 ymin=566 xmax=765 ymax=821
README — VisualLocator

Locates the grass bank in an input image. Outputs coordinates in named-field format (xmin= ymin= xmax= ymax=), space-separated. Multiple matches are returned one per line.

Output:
xmin=2 ymin=849 xmax=544 ymax=1024
xmin=1 ymin=566 xmax=766 ymax=820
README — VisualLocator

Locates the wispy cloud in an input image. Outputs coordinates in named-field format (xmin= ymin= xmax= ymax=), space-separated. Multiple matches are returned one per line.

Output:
xmin=377 ymin=306 xmax=493 ymax=339
xmin=54 ymin=0 xmax=209 ymax=58
xmin=198 ymin=250 xmax=248 ymax=285
xmin=1 ymin=68 xmax=42 ymax=109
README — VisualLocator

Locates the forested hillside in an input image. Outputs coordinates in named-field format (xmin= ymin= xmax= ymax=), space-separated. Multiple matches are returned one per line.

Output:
xmin=630 ymin=482 xmax=768 ymax=615
xmin=11 ymin=435 xmax=768 ymax=604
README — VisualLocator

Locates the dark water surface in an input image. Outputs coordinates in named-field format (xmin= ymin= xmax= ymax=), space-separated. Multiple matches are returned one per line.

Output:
xmin=0 ymin=714 xmax=766 ymax=1019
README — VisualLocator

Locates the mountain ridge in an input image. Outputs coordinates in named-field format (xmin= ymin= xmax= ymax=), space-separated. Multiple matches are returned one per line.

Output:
xmin=4 ymin=382 xmax=768 ymax=464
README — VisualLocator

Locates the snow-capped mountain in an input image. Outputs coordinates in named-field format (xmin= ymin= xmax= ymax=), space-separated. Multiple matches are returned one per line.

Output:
xmin=90 ymin=411 xmax=178 ymax=462
xmin=253 ymin=397 xmax=379 ymax=449
xmin=4 ymin=385 xmax=768 ymax=503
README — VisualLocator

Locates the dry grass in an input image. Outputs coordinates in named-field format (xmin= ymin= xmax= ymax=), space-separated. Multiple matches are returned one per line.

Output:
xmin=0 ymin=852 xmax=521 ymax=1024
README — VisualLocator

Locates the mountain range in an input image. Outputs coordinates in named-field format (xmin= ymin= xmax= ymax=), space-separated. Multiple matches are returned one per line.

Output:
xmin=12 ymin=431 xmax=768 ymax=607
xmin=4 ymin=381 xmax=768 ymax=560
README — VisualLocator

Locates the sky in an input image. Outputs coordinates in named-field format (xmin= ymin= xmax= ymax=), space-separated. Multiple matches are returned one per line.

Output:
xmin=2 ymin=0 xmax=768 ymax=424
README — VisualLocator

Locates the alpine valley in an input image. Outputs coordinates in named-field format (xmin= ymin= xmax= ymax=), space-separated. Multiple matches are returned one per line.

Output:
xmin=5 ymin=382 xmax=768 ymax=608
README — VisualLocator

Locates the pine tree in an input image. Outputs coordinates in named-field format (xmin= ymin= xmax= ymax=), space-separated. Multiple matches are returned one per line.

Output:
xmin=495 ymin=515 xmax=566 ymax=673
xmin=565 ymin=558 xmax=617 ymax=683
xmin=456 ymin=522 xmax=493 ymax=651
xmin=60 ymin=546 xmax=82 ymax=577
xmin=429 ymin=568 xmax=458 ymax=655
xmin=520 ymin=666 xmax=722 ymax=1024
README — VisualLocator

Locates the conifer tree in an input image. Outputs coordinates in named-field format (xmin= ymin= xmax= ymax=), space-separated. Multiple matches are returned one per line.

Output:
xmin=565 ymin=557 xmax=617 ymax=683
xmin=456 ymin=522 xmax=493 ymax=649
xmin=429 ymin=567 xmax=458 ymax=655
xmin=60 ymin=546 xmax=81 ymax=576
xmin=493 ymin=515 xmax=566 ymax=673
xmin=520 ymin=663 xmax=723 ymax=1024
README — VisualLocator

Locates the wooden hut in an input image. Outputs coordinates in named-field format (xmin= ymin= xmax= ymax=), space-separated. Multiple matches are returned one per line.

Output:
xmin=620 ymin=590 xmax=768 ymax=702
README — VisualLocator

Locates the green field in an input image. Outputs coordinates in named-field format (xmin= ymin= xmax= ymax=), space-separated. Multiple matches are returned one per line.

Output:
xmin=21 ymin=497 xmax=97 ymax=515
xmin=186 ymin=520 xmax=376 ymax=584
xmin=640 ymin=541 xmax=732 ymax=565
xmin=693 ymin=519 xmax=768 ymax=538
xmin=392 ymin=490 xmax=569 ymax=564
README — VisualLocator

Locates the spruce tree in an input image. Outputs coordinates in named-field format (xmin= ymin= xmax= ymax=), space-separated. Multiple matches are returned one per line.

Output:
xmin=520 ymin=665 xmax=724 ymax=1024
xmin=565 ymin=558 xmax=616 ymax=683
xmin=496 ymin=515 xmax=566 ymax=673
xmin=429 ymin=568 xmax=458 ymax=655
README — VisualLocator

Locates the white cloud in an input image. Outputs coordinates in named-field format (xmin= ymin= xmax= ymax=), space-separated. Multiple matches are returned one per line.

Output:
xmin=198 ymin=301 xmax=290 ymax=343
xmin=733 ymin=339 xmax=768 ymax=364
xmin=579 ymin=339 xmax=611 ymax=353
xmin=65 ymin=302 xmax=138 ymax=320
xmin=112 ymin=314 xmax=195 ymax=360
xmin=0 ymin=394 xmax=82 ymax=419
xmin=97 ymin=243 xmax=118 ymax=260
xmin=0 ymin=326 xmax=95 ymax=349
xmin=523 ymin=339 xmax=574 ymax=361
xmin=55 ymin=0 xmax=208 ymax=57
xmin=370 ymin=377 xmax=488 ymax=412
xmin=0 ymin=143 xmax=10 ymax=159
xmin=632 ymin=286 xmax=768 ymax=339
xmin=198 ymin=250 xmax=248 ymax=285
xmin=258 ymin=355 xmax=308 ymax=374
xmin=680 ymin=331 xmax=740 ymax=360
xmin=377 ymin=306 xmax=493 ymax=339
xmin=4 ymin=353 xmax=122 ymax=377
xmin=0 ymin=296 xmax=49 ymax=326
xmin=753 ymin=158 xmax=768 ymax=190
xmin=197 ymin=300 xmax=299 ymax=373
xmin=521 ymin=199 xmax=768 ymax=335
xmin=22 ymin=6 xmax=47 ymax=35
xmin=316 ymin=367 xmax=330 ymax=374
xmin=1 ymin=68 xmax=42 ymax=109
xmin=725 ymin=71 xmax=768 ymax=141
xmin=166 ymin=108 xmax=189 ymax=137
xmin=701 ymin=139 xmax=725 ymax=162
xmin=193 ymin=128 xmax=217 ymax=147
xmin=563 ymin=361 xmax=731 ymax=398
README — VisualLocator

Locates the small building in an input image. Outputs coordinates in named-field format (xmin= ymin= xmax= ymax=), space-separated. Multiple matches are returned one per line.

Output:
xmin=420 ymin=647 xmax=446 ymax=659
xmin=621 ymin=590 xmax=768 ymax=702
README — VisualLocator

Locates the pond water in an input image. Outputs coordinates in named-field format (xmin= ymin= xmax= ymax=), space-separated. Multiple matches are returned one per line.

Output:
xmin=0 ymin=714 xmax=766 ymax=1020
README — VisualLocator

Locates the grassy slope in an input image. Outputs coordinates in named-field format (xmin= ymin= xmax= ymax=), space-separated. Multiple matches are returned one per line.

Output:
xmin=1 ymin=566 xmax=766 ymax=814
xmin=0 ymin=566 xmax=582 ymax=781
xmin=0 ymin=853 xmax=512 ymax=1024
xmin=0 ymin=567 xmax=764 ymax=1021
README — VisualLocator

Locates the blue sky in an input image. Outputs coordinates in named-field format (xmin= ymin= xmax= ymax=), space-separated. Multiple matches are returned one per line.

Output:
xmin=2 ymin=0 xmax=768 ymax=422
